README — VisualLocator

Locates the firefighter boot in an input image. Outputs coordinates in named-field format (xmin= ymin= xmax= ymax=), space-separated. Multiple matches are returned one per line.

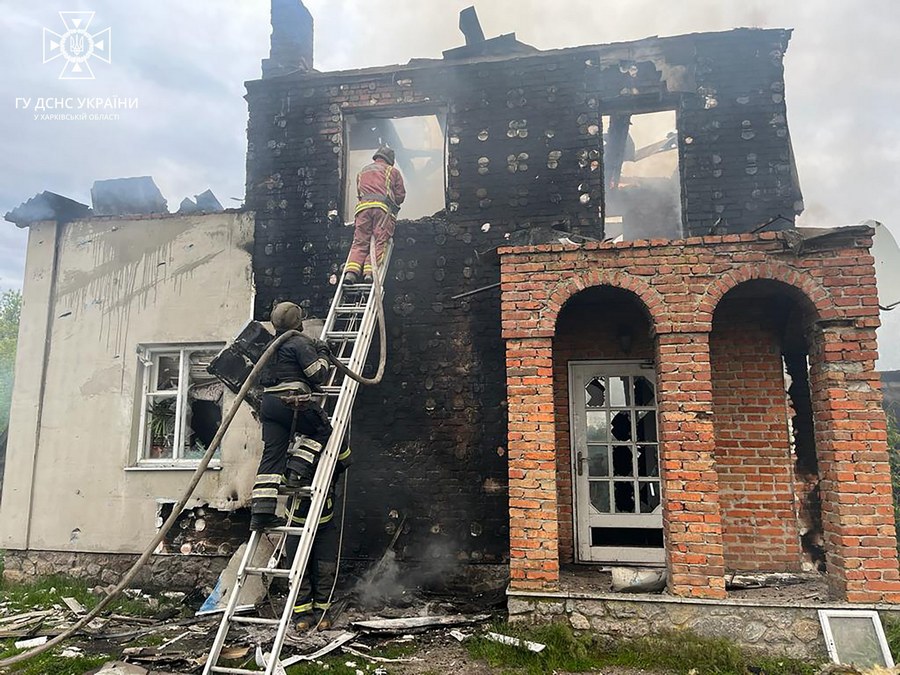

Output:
xmin=249 ymin=513 xmax=286 ymax=531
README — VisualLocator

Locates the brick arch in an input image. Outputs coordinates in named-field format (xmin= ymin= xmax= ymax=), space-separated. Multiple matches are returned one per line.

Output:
xmin=698 ymin=262 xmax=832 ymax=332
xmin=540 ymin=269 xmax=667 ymax=335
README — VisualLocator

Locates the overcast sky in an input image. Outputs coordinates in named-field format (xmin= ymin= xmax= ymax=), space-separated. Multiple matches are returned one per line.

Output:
xmin=1 ymin=0 xmax=899 ymax=366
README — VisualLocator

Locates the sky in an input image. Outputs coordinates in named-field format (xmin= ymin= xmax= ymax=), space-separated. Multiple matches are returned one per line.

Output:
xmin=1 ymin=0 xmax=899 ymax=366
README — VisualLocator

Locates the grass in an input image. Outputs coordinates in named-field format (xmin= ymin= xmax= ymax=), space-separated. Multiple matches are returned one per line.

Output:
xmin=0 ymin=640 xmax=108 ymax=675
xmin=882 ymin=613 xmax=900 ymax=662
xmin=0 ymin=575 xmax=187 ymax=674
xmin=0 ymin=574 xmax=180 ymax=618
xmin=466 ymin=622 xmax=819 ymax=675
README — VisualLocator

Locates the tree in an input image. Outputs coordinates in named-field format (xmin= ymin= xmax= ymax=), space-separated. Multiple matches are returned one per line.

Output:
xmin=0 ymin=289 xmax=22 ymax=432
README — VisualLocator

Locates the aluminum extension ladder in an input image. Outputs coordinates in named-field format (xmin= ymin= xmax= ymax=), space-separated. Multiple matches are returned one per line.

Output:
xmin=203 ymin=242 xmax=393 ymax=675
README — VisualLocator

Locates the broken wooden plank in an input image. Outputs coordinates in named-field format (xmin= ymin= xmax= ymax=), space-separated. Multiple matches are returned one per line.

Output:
xmin=0 ymin=610 xmax=53 ymax=625
xmin=62 ymin=597 xmax=87 ymax=615
xmin=282 ymin=631 xmax=358 ymax=666
xmin=485 ymin=632 xmax=546 ymax=653
xmin=351 ymin=614 xmax=491 ymax=633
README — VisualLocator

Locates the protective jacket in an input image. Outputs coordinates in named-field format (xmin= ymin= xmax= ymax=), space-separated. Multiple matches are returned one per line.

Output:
xmin=260 ymin=332 xmax=330 ymax=394
xmin=355 ymin=158 xmax=406 ymax=216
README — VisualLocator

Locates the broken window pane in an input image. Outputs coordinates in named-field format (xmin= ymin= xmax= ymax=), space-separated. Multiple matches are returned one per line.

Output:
xmin=588 ymin=445 xmax=609 ymax=477
xmin=610 ymin=411 xmax=632 ymax=442
xmin=603 ymin=110 xmax=682 ymax=241
xmin=614 ymin=481 xmax=636 ymax=513
xmin=612 ymin=445 xmax=634 ymax=477
xmin=155 ymin=355 xmax=179 ymax=391
xmin=608 ymin=376 xmax=630 ymax=407
xmin=586 ymin=410 xmax=610 ymax=443
xmin=344 ymin=114 xmax=446 ymax=221
xmin=637 ymin=445 xmax=659 ymax=477
xmin=184 ymin=350 xmax=223 ymax=460
xmin=585 ymin=377 xmax=606 ymax=407
xmin=590 ymin=481 xmax=611 ymax=513
xmin=141 ymin=345 xmax=224 ymax=464
xmin=635 ymin=411 xmax=657 ymax=442
xmin=634 ymin=376 xmax=655 ymax=406
xmin=639 ymin=481 xmax=661 ymax=513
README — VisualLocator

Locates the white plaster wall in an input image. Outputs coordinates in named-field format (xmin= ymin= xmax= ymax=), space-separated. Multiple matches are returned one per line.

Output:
xmin=0 ymin=212 xmax=261 ymax=553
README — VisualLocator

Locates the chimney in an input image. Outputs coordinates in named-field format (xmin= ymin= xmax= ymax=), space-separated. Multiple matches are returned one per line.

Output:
xmin=262 ymin=0 xmax=314 ymax=79
xmin=459 ymin=7 xmax=486 ymax=46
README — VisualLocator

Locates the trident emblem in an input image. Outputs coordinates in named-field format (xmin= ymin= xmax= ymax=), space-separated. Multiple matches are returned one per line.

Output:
xmin=43 ymin=11 xmax=112 ymax=80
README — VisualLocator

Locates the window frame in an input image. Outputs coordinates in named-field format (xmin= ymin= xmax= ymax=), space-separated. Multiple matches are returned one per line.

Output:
xmin=340 ymin=105 xmax=449 ymax=223
xmin=135 ymin=343 xmax=225 ymax=468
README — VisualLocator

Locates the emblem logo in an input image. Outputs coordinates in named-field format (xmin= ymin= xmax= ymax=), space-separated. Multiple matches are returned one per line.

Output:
xmin=43 ymin=11 xmax=112 ymax=80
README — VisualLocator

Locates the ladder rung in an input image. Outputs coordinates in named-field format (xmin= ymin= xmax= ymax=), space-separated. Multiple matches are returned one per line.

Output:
xmin=321 ymin=386 xmax=341 ymax=394
xmin=271 ymin=526 xmax=307 ymax=535
xmin=245 ymin=567 xmax=290 ymax=577
xmin=342 ymin=283 xmax=372 ymax=290
xmin=336 ymin=306 xmax=366 ymax=313
xmin=231 ymin=615 xmax=281 ymax=626
xmin=210 ymin=667 xmax=261 ymax=675
xmin=326 ymin=331 xmax=359 ymax=340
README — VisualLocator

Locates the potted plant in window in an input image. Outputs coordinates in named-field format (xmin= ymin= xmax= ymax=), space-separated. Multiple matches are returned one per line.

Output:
xmin=148 ymin=399 xmax=176 ymax=459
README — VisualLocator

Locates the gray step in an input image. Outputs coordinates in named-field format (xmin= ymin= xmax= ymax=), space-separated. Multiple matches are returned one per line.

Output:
xmin=336 ymin=306 xmax=366 ymax=314
xmin=245 ymin=567 xmax=290 ymax=577
xmin=210 ymin=667 xmax=261 ymax=674
xmin=325 ymin=331 xmax=359 ymax=340
xmin=231 ymin=615 xmax=281 ymax=626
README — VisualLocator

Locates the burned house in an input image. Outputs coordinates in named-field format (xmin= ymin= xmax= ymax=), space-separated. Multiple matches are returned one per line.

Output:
xmin=2 ymin=0 xmax=898 ymax=646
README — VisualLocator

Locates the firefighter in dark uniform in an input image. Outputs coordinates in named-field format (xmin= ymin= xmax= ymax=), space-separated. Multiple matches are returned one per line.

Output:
xmin=250 ymin=302 xmax=332 ymax=531
xmin=284 ymin=444 xmax=351 ymax=631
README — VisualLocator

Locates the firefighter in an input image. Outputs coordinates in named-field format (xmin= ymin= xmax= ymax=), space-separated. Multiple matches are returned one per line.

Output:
xmin=344 ymin=146 xmax=406 ymax=285
xmin=250 ymin=301 xmax=333 ymax=531
xmin=284 ymin=442 xmax=351 ymax=631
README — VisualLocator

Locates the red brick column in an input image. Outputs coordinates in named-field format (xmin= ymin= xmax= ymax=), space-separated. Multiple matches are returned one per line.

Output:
xmin=506 ymin=336 xmax=559 ymax=591
xmin=809 ymin=324 xmax=900 ymax=602
xmin=656 ymin=331 xmax=726 ymax=599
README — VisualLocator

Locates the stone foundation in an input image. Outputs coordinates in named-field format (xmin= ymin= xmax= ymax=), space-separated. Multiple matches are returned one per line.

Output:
xmin=1 ymin=550 xmax=229 ymax=592
xmin=508 ymin=590 xmax=900 ymax=660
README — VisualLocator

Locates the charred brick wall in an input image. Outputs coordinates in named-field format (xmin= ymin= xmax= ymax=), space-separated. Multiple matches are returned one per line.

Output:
xmin=244 ymin=28 xmax=798 ymax=568
xmin=710 ymin=302 xmax=802 ymax=572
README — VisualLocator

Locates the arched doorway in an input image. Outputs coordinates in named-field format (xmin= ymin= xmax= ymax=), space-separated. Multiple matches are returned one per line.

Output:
xmin=553 ymin=285 xmax=662 ymax=564
xmin=710 ymin=279 xmax=820 ymax=573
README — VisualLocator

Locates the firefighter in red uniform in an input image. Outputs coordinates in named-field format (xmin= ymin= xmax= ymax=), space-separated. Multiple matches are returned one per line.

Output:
xmin=344 ymin=146 xmax=406 ymax=284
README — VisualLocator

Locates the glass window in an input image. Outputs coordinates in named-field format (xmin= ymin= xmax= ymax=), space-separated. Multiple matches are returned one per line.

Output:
xmin=139 ymin=345 xmax=224 ymax=465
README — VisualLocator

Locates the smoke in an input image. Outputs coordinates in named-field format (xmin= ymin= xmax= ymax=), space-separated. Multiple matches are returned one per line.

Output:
xmin=353 ymin=540 xmax=462 ymax=610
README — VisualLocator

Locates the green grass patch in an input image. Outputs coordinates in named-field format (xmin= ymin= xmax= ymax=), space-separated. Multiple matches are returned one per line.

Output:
xmin=0 ymin=574 xmax=180 ymax=618
xmin=0 ymin=641 xmax=108 ymax=675
xmin=466 ymin=622 xmax=818 ymax=675
xmin=881 ymin=613 xmax=900 ymax=662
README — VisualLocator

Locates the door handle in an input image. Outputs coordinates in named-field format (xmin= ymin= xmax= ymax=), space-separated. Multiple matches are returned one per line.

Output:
xmin=577 ymin=451 xmax=586 ymax=476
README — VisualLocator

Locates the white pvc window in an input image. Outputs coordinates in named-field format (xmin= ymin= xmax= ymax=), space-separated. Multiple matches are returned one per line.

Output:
xmin=137 ymin=345 xmax=224 ymax=465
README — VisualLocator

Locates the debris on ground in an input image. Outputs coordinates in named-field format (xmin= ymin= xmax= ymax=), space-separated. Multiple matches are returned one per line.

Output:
xmin=484 ymin=631 xmax=546 ymax=653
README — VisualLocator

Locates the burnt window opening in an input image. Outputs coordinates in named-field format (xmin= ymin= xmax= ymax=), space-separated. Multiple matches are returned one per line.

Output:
xmin=344 ymin=113 xmax=446 ymax=221
xmin=602 ymin=110 xmax=682 ymax=241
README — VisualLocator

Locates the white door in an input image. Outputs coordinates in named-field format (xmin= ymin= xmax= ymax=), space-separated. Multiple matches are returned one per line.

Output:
xmin=569 ymin=361 xmax=664 ymax=564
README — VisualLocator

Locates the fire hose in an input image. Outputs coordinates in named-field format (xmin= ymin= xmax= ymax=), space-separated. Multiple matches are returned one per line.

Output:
xmin=1 ymin=235 xmax=389 ymax=668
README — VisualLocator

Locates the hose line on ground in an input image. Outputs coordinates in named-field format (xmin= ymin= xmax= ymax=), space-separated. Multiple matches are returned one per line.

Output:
xmin=0 ymin=329 xmax=301 ymax=669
